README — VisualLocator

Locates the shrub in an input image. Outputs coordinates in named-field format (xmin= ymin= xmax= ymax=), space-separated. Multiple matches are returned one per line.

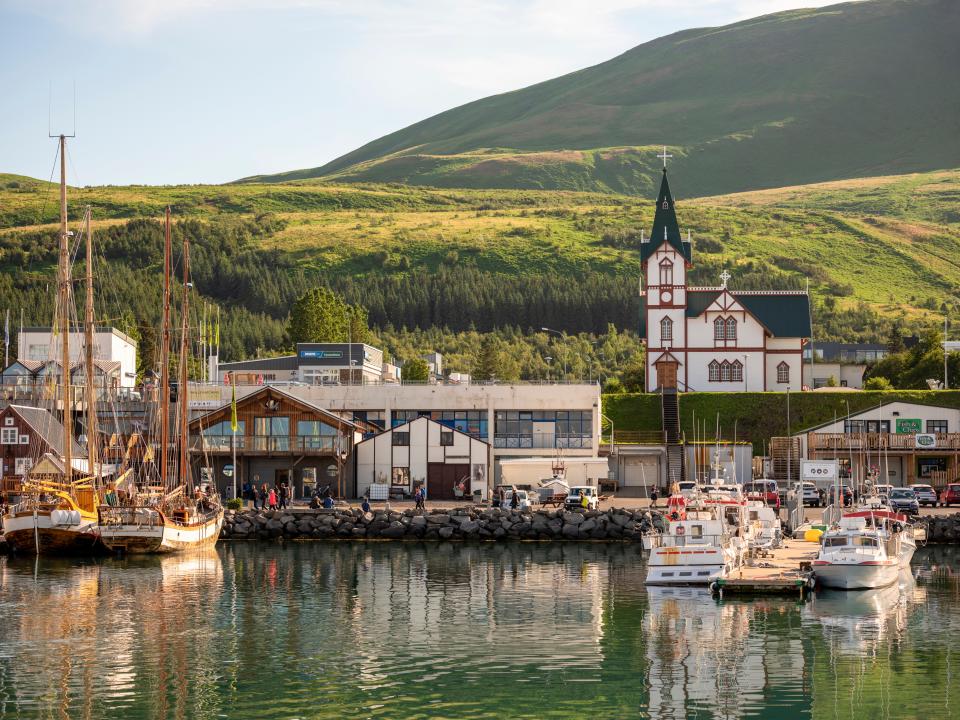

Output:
xmin=226 ymin=497 xmax=243 ymax=510
xmin=864 ymin=377 xmax=893 ymax=390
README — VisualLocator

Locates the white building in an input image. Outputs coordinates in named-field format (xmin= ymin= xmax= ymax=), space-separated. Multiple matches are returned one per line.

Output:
xmin=216 ymin=343 xmax=384 ymax=385
xmin=17 ymin=326 xmax=137 ymax=387
xmin=355 ymin=416 xmax=490 ymax=500
xmin=640 ymin=168 xmax=811 ymax=392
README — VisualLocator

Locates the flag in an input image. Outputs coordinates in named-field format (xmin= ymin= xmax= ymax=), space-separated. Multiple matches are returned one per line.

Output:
xmin=230 ymin=375 xmax=238 ymax=433
xmin=214 ymin=307 xmax=220 ymax=353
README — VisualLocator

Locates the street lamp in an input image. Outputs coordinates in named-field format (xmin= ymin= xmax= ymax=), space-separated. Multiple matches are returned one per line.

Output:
xmin=743 ymin=354 xmax=749 ymax=392
xmin=541 ymin=327 xmax=568 ymax=380
xmin=544 ymin=356 xmax=553 ymax=383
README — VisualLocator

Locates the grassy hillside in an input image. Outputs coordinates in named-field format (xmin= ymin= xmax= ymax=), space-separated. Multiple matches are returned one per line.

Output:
xmin=241 ymin=0 xmax=960 ymax=197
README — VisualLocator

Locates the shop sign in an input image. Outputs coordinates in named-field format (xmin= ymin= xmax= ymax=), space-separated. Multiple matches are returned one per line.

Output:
xmin=801 ymin=460 xmax=837 ymax=481
xmin=916 ymin=433 xmax=937 ymax=449
xmin=895 ymin=418 xmax=923 ymax=434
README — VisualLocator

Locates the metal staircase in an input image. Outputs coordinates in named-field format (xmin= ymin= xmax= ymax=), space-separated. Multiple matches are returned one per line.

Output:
xmin=661 ymin=388 xmax=685 ymax=488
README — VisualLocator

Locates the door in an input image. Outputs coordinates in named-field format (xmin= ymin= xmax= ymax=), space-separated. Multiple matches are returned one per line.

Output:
xmin=428 ymin=463 xmax=471 ymax=500
xmin=656 ymin=361 xmax=677 ymax=390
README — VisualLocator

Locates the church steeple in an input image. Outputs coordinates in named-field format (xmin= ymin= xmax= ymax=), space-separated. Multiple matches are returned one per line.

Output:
xmin=640 ymin=166 xmax=692 ymax=264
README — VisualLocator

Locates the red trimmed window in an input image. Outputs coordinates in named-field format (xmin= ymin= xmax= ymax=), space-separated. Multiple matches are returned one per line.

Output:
xmin=659 ymin=259 xmax=673 ymax=286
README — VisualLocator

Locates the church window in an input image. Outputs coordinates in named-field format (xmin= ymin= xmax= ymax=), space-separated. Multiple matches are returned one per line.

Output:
xmin=777 ymin=362 xmax=790 ymax=384
xmin=725 ymin=317 xmax=737 ymax=341
xmin=660 ymin=317 xmax=673 ymax=342
xmin=714 ymin=317 xmax=726 ymax=340
xmin=731 ymin=360 xmax=743 ymax=383
xmin=659 ymin=259 xmax=673 ymax=286
xmin=708 ymin=361 xmax=720 ymax=382
xmin=720 ymin=361 xmax=731 ymax=382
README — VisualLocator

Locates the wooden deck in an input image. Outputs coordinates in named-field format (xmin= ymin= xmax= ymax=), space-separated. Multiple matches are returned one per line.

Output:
xmin=712 ymin=539 xmax=819 ymax=598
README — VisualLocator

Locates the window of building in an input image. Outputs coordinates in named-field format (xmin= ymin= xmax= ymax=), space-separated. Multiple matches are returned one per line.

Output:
xmin=254 ymin=416 xmax=289 ymax=450
xmin=725 ymin=317 xmax=737 ymax=341
xmin=660 ymin=317 xmax=673 ymax=342
xmin=714 ymin=317 xmax=726 ymax=341
xmin=777 ymin=362 xmax=790 ymax=384
xmin=392 ymin=431 xmax=409 ymax=446
xmin=298 ymin=420 xmax=338 ymax=450
xmin=297 ymin=420 xmax=337 ymax=436
xmin=708 ymin=361 xmax=720 ymax=382
xmin=15 ymin=457 xmax=32 ymax=476
xmin=440 ymin=431 xmax=454 ymax=446
xmin=659 ymin=259 xmax=673 ymax=286
xmin=720 ymin=361 xmax=731 ymax=383
xmin=0 ymin=427 xmax=17 ymax=444
xmin=928 ymin=420 xmax=949 ymax=434
xmin=731 ymin=360 xmax=743 ymax=383
xmin=494 ymin=410 xmax=593 ymax=449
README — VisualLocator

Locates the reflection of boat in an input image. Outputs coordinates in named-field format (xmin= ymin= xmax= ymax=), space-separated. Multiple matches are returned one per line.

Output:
xmin=814 ymin=511 xmax=917 ymax=590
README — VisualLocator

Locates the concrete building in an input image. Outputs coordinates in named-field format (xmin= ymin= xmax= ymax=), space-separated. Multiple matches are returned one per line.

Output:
xmin=16 ymin=326 xmax=137 ymax=387
xmin=216 ymin=343 xmax=385 ymax=385
xmin=355 ymin=416 xmax=490 ymax=500
xmin=801 ymin=401 xmax=960 ymax=487
xmin=801 ymin=342 xmax=887 ymax=388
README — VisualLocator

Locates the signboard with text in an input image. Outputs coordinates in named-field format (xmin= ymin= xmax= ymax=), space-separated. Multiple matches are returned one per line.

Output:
xmin=915 ymin=433 xmax=937 ymax=449
xmin=801 ymin=460 xmax=838 ymax=481
xmin=895 ymin=418 xmax=923 ymax=434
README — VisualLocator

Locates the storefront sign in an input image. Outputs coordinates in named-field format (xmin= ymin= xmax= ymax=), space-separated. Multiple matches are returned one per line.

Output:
xmin=895 ymin=418 xmax=923 ymax=434
xmin=189 ymin=386 xmax=223 ymax=409
xmin=299 ymin=350 xmax=343 ymax=360
xmin=801 ymin=460 xmax=837 ymax=481
xmin=915 ymin=433 xmax=937 ymax=449
xmin=223 ymin=464 xmax=234 ymax=478
xmin=303 ymin=467 xmax=317 ymax=486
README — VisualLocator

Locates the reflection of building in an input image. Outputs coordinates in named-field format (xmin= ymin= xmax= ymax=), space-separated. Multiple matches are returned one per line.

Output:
xmin=801 ymin=401 xmax=960 ymax=487
xmin=189 ymin=386 xmax=359 ymax=498
xmin=355 ymin=416 xmax=490 ymax=500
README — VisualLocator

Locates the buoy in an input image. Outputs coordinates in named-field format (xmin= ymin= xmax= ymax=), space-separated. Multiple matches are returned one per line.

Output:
xmin=804 ymin=528 xmax=823 ymax=543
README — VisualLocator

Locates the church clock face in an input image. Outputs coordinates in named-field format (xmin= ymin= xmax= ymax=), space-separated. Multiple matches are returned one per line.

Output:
xmin=660 ymin=290 xmax=672 ymax=304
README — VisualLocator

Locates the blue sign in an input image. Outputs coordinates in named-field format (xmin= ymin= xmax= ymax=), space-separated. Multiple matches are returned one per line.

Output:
xmin=299 ymin=350 xmax=343 ymax=360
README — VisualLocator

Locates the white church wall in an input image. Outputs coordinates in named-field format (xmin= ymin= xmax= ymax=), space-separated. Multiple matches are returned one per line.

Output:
xmin=686 ymin=311 xmax=766 ymax=347
xmin=686 ymin=351 xmax=765 ymax=392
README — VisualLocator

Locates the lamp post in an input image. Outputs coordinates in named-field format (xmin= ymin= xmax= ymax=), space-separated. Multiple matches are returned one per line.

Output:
xmin=545 ymin=356 xmax=553 ymax=383
xmin=743 ymin=354 xmax=749 ymax=392
xmin=541 ymin=327 xmax=568 ymax=380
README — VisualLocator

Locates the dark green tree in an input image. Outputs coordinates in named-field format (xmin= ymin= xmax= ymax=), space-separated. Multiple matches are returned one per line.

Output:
xmin=402 ymin=358 xmax=430 ymax=382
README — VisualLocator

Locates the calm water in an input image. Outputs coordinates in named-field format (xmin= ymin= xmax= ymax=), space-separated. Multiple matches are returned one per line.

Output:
xmin=0 ymin=542 xmax=958 ymax=720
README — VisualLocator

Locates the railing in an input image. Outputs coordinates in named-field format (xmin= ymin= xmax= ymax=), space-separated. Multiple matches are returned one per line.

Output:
xmin=99 ymin=506 xmax=165 ymax=527
xmin=822 ymin=503 xmax=842 ymax=527
xmin=608 ymin=430 xmax=666 ymax=445
xmin=655 ymin=533 xmax=725 ymax=548
xmin=192 ymin=435 xmax=338 ymax=453
xmin=809 ymin=432 xmax=960 ymax=451
xmin=493 ymin=434 xmax=594 ymax=449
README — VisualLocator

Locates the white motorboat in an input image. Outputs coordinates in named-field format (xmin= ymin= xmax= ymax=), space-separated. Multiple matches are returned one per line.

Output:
xmin=744 ymin=502 xmax=783 ymax=550
xmin=814 ymin=510 xmax=917 ymax=590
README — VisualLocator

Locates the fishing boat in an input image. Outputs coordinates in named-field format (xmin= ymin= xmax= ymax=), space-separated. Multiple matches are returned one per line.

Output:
xmin=744 ymin=502 xmax=783 ymax=551
xmin=2 ymin=135 xmax=108 ymax=554
xmin=98 ymin=209 xmax=223 ymax=553
xmin=813 ymin=510 xmax=918 ymax=590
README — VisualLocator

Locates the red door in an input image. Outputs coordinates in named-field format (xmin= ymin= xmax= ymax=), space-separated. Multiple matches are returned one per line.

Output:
xmin=428 ymin=463 xmax=471 ymax=500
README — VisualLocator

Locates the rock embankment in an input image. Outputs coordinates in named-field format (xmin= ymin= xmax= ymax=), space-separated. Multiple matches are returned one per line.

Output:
xmin=919 ymin=514 xmax=960 ymax=543
xmin=221 ymin=507 xmax=662 ymax=542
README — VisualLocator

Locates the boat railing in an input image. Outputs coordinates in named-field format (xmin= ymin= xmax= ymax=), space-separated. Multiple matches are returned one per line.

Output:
xmin=99 ymin=505 xmax=164 ymax=527
xmin=822 ymin=503 xmax=842 ymax=527
xmin=657 ymin=533 xmax=725 ymax=548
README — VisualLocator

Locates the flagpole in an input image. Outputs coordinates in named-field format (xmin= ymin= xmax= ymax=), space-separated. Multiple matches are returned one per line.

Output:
xmin=4 ymin=308 xmax=8 ymax=370
xmin=230 ymin=373 xmax=238 ymax=501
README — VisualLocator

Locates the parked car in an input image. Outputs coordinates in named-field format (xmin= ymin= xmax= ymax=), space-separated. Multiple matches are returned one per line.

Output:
xmin=875 ymin=484 xmax=893 ymax=502
xmin=909 ymin=483 xmax=938 ymax=507
xmin=565 ymin=486 xmax=599 ymax=511
xmin=503 ymin=489 xmax=536 ymax=510
xmin=793 ymin=482 xmax=822 ymax=507
xmin=744 ymin=480 xmax=780 ymax=508
xmin=828 ymin=484 xmax=854 ymax=507
xmin=887 ymin=488 xmax=920 ymax=516
xmin=940 ymin=483 xmax=960 ymax=507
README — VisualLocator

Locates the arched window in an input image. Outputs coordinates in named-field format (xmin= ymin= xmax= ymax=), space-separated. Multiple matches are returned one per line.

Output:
xmin=659 ymin=259 xmax=673 ymax=286
xmin=714 ymin=317 xmax=726 ymax=340
xmin=660 ymin=317 xmax=673 ymax=342
xmin=708 ymin=360 xmax=720 ymax=382
xmin=725 ymin=317 xmax=737 ymax=341
xmin=731 ymin=360 xmax=743 ymax=383
xmin=720 ymin=361 xmax=731 ymax=382
xmin=777 ymin=361 xmax=790 ymax=384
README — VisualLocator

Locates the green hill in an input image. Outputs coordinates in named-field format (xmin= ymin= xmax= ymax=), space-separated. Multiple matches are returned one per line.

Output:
xmin=240 ymin=0 xmax=960 ymax=197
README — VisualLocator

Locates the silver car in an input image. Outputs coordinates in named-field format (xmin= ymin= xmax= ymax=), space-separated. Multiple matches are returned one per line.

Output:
xmin=909 ymin=484 xmax=938 ymax=507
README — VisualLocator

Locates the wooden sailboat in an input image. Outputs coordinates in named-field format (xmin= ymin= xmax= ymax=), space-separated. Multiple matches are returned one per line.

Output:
xmin=2 ymin=135 xmax=105 ymax=554
xmin=98 ymin=209 xmax=223 ymax=553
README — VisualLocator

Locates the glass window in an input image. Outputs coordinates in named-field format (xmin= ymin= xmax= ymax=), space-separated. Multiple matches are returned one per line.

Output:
xmin=720 ymin=361 xmax=731 ymax=382
xmin=660 ymin=317 xmax=672 ymax=342
xmin=777 ymin=362 xmax=790 ymax=384
xmin=254 ymin=417 xmax=289 ymax=436
xmin=708 ymin=361 xmax=720 ymax=382
xmin=297 ymin=420 xmax=337 ymax=436
xmin=393 ymin=432 xmax=409 ymax=446
xmin=1 ymin=427 xmax=17 ymax=444
xmin=928 ymin=420 xmax=948 ymax=434
xmin=731 ymin=361 xmax=743 ymax=383
xmin=659 ymin=259 xmax=673 ymax=286
xmin=725 ymin=317 xmax=737 ymax=341
xmin=714 ymin=317 xmax=726 ymax=340
xmin=202 ymin=420 xmax=244 ymax=436
xmin=440 ymin=431 xmax=454 ymax=446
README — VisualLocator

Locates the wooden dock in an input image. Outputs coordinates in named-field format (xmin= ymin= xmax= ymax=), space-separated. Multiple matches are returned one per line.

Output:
xmin=711 ymin=539 xmax=819 ymax=599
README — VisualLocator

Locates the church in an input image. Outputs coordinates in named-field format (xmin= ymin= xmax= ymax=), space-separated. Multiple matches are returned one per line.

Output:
xmin=639 ymin=162 xmax=811 ymax=392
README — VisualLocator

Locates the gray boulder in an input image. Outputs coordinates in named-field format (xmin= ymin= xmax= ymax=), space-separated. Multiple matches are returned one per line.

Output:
xmin=438 ymin=526 xmax=455 ymax=539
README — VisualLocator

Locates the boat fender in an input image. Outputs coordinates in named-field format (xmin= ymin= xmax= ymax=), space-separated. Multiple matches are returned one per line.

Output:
xmin=676 ymin=525 xmax=685 ymax=536
xmin=50 ymin=509 xmax=63 ymax=525
xmin=709 ymin=581 xmax=718 ymax=595
xmin=69 ymin=510 xmax=81 ymax=525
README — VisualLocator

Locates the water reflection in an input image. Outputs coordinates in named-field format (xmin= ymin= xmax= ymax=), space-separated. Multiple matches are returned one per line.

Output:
xmin=0 ymin=544 xmax=956 ymax=719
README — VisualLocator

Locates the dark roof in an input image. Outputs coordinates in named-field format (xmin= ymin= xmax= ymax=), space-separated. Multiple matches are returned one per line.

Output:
xmin=640 ymin=169 xmax=692 ymax=264
xmin=640 ymin=290 xmax=812 ymax=338
xmin=8 ymin=405 xmax=85 ymax=457
xmin=218 ymin=355 xmax=299 ymax=372
xmin=813 ymin=342 xmax=888 ymax=362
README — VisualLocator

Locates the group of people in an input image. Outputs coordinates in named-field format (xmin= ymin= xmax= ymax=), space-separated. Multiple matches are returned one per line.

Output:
xmin=243 ymin=480 xmax=291 ymax=511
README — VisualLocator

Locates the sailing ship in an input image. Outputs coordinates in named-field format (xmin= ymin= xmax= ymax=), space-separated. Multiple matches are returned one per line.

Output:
xmin=2 ymin=135 xmax=107 ymax=554
xmin=98 ymin=209 xmax=223 ymax=553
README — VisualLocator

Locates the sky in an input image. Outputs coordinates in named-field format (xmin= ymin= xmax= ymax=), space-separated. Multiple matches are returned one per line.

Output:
xmin=0 ymin=0 xmax=839 ymax=186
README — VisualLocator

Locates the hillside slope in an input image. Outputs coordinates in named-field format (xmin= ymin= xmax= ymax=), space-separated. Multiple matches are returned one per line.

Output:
xmin=241 ymin=0 xmax=960 ymax=197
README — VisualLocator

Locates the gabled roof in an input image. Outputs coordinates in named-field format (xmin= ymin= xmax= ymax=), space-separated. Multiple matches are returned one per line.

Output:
xmin=356 ymin=415 xmax=489 ymax=448
xmin=640 ymin=290 xmax=812 ymax=339
xmin=188 ymin=385 xmax=357 ymax=431
xmin=6 ymin=404 xmax=85 ymax=457
xmin=640 ymin=169 xmax=692 ymax=264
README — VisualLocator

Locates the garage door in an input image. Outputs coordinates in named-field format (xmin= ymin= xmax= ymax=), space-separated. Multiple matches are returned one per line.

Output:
xmin=621 ymin=456 xmax=659 ymax=487
xmin=427 ymin=463 xmax=471 ymax=500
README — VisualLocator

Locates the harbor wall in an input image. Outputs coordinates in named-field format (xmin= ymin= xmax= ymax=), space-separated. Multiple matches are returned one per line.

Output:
xmin=221 ymin=507 xmax=660 ymax=542
xmin=919 ymin=514 xmax=960 ymax=543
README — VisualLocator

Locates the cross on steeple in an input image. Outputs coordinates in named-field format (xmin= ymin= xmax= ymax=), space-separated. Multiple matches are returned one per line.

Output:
xmin=720 ymin=269 xmax=731 ymax=288
xmin=657 ymin=145 xmax=673 ymax=169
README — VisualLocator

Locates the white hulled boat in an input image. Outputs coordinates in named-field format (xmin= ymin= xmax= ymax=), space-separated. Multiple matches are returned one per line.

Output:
xmin=814 ymin=510 xmax=917 ymax=590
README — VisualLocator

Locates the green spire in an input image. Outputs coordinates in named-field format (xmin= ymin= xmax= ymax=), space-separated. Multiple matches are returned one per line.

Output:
xmin=641 ymin=168 xmax=691 ymax=263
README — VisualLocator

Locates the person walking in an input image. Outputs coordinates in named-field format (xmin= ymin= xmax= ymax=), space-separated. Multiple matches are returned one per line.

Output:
xmin=650 ymin=486 xmax=659 ymax=509
xmin=510 ymin=489 xmax=520 ymax=511
xmin=245 ymin=480 xmax=256 ymax=510
xmin=497 ymin=487 xmax=505 ymax=508
xmin=278 ymin=482 xmax=288 ymax=510
xmin=258 ymin=484 xmax=268 ymax=512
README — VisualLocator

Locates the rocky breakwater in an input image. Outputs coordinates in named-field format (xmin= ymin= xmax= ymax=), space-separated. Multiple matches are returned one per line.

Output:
xmin=919 ymin=513 xmax=960 ymax=543
xmin=221 ymin=506 xmax=660 ymax=542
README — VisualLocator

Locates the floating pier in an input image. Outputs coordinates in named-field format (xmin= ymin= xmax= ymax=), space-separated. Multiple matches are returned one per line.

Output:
xmin=711 ymin=539 xmax=818 ymax=599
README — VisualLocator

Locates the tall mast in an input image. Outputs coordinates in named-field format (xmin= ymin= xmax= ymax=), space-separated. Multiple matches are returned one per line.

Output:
xmin=58 ymin=134 xmax=73 ymax=484
xmin=160 ymin=208 xmax=171 ymax=489
xmin=83 ymin=207 xmax=98 ymax=484
xmin=178 ymin=234 xmax=191 ymax=493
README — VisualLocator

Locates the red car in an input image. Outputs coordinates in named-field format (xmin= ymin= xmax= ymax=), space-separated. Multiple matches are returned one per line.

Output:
xmin=941 ymin=483 xmax=960 ymax=507
xmin=744 ymin=480 xmax=780 ymax=508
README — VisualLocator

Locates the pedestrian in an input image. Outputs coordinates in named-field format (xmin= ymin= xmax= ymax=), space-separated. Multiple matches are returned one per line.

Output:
xmin=650 ymin=486 xmax=659 ymax=509
xmin=510 ymin=489 xmax=519 ymax=511
xmin=243 ymin=480 xmax=254 ymax=510
xmin=278 ymin=482 xmax=288 ymax=510
xmin=497 ymin=487 xmax=505 ymax=508
xmin=269 ymin=486 xmax=278 ymax=510
xmin=361 ymin=496 xmax=371 ymax=513
xmin=258 ymin=484 xmax=268 ymax=512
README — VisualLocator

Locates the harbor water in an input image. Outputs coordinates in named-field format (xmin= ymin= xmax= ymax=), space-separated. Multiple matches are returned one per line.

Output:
xmin=0 ymin=542 xmax=957 ymax=719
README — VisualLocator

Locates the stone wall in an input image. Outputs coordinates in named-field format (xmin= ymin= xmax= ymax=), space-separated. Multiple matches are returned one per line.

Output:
xmin=919 ymin=514 xmax=960 ymax=543
xmin=221 ymin=506 xmax=662 ymax=542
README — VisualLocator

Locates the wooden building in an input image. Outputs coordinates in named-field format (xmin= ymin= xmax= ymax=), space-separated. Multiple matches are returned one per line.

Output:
xmin=189 ymin=386 xmax=360 ymax=499
xmin=0 ymin=404 xmax=85 ymax=496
